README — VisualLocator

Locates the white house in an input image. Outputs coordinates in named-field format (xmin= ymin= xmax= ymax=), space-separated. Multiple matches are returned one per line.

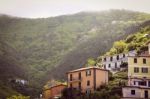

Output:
xmin=101 ymin=51 xmax=136 ymax=73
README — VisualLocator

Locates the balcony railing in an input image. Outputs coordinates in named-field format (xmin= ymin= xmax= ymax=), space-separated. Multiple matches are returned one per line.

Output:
xmin=68 ymin=78 xmax=82 ymax=83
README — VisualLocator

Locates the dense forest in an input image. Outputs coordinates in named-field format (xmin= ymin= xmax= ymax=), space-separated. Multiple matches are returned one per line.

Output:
xmin=0 ymin=9 xmax=150 ymax=97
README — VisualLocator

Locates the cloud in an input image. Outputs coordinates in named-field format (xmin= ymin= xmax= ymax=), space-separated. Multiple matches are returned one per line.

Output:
xmin=0 ymin=0 xmax=149 ymax=18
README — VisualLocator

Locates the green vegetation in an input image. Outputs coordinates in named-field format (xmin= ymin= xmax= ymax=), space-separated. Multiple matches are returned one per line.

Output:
xmin=0 ymin=9 xmax=150 ymax=97
xmin=47 ymin=10 xmax=150 ymax=82
xmin=7 ymin=95 xmax=30 ymax=99
xmin=0 ymin=83 xmax=19 ymax=99
xmin=105 ymin=26 xmax=150 ymax=56
xmin=86 ymin=58 xmax=96 ymax=66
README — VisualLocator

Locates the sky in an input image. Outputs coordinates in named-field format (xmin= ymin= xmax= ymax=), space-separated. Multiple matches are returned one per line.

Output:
xmin=0 ymin=0 xmax=150 ymax=18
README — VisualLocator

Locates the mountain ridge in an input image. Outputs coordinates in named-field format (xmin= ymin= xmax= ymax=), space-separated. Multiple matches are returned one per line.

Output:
xmin=0 ymin=9 xmax=150 ymax=97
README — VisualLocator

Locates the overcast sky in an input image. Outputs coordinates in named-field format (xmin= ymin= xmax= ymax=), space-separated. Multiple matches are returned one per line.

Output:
xmin=0 ymin=0 xmax=150 ymax=18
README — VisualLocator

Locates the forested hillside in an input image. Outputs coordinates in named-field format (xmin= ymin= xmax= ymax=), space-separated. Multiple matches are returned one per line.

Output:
xmin=0 ymin=10 xmax=150 ymax=97
xmin=46 ymin=11 xmax=150 ymax=80
xmin=82 ymin=21 xmax=150 ymax=99
xmin=98 ymin=21 xmax=150 ymax=57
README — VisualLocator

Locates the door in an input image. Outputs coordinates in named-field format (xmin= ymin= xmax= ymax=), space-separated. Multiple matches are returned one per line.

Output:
xmin=79 ymin=72 xmax=81 ymax=80
xmin=149 ymin=81 xmax=150 ymax=87
xmin=144 ymin=90 xmax=148 ymax=98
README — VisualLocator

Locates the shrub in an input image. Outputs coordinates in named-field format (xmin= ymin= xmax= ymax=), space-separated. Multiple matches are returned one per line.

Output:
xmin=7 ymin=95 xmax=30 ymax=99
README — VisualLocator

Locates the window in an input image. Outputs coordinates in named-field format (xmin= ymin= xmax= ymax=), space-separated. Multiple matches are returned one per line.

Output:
xmin=142 ymin=68 xmax=148 ymax=73
xmin=123 ymin=54 xmax=125 ymax=58
xmin=70 ymin=74 xmax=72 ymax=81
xmin=134 ymin=81 xmax=136 ymax=85
xmin=134 ymin=58 xmax=137 ymax=63
xmin=131 ymin=90 xmax=135 ymax=95
xmin=79 ymin=72 xmax=81 ymax=80
xmin=117 ymin=55 xmax=119 ymax=60
xmin=110 ymin=57 xmax=113 ymax=61
xmin=87 ymin=80 xmax=90 ymax=86
xmin=139 ymin=81 xmax=147 ymax=86
xmin=103 ymin=65 xmax=106 ymax=69
xmin=148 ymin=81 xmax=150 ymax=87
xmin=134 ymin=67 xmax=139 ymax=73
xmin=78 ymin=82 xmax=81 ymax=89
xmin=86 ymin=70 xmax=91 ymax=76
xmin=108 ymin=64 xmax=111 ymax=68
xmin=143 ymin=59 xmax=146 ymax=64
xmin=115 ymin=63 xmax=117 ymax=68
xmin=104 ymin=58 xmax=106 ymax=61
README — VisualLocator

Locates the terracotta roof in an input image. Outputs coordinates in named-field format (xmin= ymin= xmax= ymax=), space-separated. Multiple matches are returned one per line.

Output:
xmin=66 ymin=66 xmax=108 ymax=73
xmin=44 ymin=83 xmax=67 ymax=91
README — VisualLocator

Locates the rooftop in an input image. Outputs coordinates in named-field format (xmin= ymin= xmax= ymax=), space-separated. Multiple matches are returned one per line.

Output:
xmin=138 ymin=50 xmax=150 ymax=57
xmin=67 ymin=66 xmax=108 ymax=73
xmin=129 ymin=51 xmax=150 ymax=57
xmin=103 ymin=50 xmax=136 ymax=58
xmin=44 ymin=83 xmax=67 ymax=91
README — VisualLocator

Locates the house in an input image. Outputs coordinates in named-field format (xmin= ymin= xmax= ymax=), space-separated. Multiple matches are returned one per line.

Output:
xmin=122 ymin=43 xmax=150 ymax=99
xmin=122 ymin=86 xmax=150 ymax=99
xmin=67 ymin=66 xmax=108 ymax=93
xmin=101 ymin=51 xmax=136 ymax=73
xmin=43 ymin=83 xmax=67 ymax=99
xmin=9 ymin=78 xmax=28 ymax=85
xmin=15 ymin=79 xmax=28 ymax=85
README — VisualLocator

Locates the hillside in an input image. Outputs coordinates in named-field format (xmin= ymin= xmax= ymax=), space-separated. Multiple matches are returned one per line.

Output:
xmin=0 ymin=10 xmax=150 ymax=97
xmin=48 ymin=20 xmax=150 ymax=80
xmin=46 ymin=11 xmax=150 ymax=80
xmin=101 ymin=21 xmax=150 ymax=57
xmin=60 ymin=19 xmax=150 ymax=99
xmin=82 ymin=20 xmax=150 ymax=99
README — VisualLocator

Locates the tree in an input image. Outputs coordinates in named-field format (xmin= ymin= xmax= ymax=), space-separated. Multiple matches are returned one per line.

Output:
xmin=113 ymin=40 xmax=127 ymax=54
xmin=86 ymin=58 xmax=96 ymax=66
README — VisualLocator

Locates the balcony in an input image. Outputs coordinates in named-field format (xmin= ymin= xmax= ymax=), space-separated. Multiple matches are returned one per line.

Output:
xmin=129 ymin=79 xmax=150 ymax=88
xmin=112 ymin=68 xmax=120 ymax=71
xmin=68 ymin=78 xmax=82 ymax=83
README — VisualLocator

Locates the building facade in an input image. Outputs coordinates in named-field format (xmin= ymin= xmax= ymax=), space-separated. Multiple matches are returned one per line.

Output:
xmin=122 ymin=43 xmax=150 ymax=99
xmin=43 ymin=84 xmax=67 ymax=99
xmin=67 ymin=67 xmax=108 ymax=93
xmin=101 ymin=51 xmax=136 ymax=73
xmin=122 ymin=86 xmax=150 ymax=99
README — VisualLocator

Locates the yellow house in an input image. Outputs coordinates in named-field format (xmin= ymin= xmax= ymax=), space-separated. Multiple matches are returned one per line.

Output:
xmin=122 ymin=42 xmax=150 ymax=99
xmin=128 ymin=52 xmax=150 ymax=79
xmin=67 ymin=66 xmax=108 ymax=93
